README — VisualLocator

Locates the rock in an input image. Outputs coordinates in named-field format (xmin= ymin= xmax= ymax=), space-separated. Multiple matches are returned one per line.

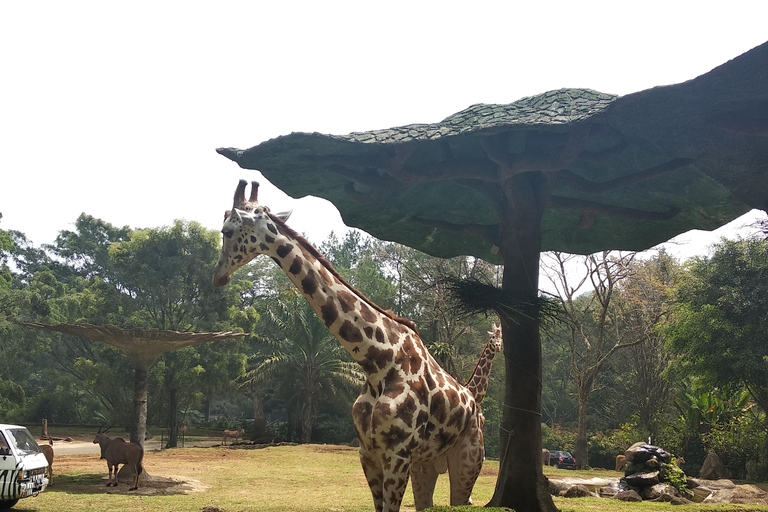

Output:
xmin=657 ymin=494 xmax=693 ymax=505
xmin=623 ymin=471 xmax=660 ymax=488
xmin=700 ymin=452 xmax=731 ymax=480
xmin=201 ymin=507 xmax=225 ymax=512
xmin=549 ymin=479 xmax=570 ymax=496
xmin=641 ymin=483 xmax=679 ymax=500
xmin=625 ymin=442 xmax=671 ymax=464
xmin=563 ymin=485 xmax=595 ymax=498
xmin=703 ymin=485 xmax=768 ymax=504
xmin=614 ymin=489 xmax=643 ymax=502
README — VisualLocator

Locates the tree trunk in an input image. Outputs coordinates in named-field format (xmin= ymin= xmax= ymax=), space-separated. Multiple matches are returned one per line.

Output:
xmin=251 ymin=389 xmax=267 ymax=441
xmin=575 ymin=388 xmax=589 ymax=469
xmin=130 ymin=366 xmax=148 ymax=446
xmin=203 ymin=394 xmax=212 ymax=423
xmin=167 ymin=386 xmax=179 ymax=448
xmin=488 ymin=173 xmax=557 ymax=512
xmin=300 ymin=398 xmax=313 ymax=444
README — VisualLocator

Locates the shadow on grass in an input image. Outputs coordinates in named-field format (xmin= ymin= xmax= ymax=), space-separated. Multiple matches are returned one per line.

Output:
xmin=45 ymin=472 xmax=193 ymax=496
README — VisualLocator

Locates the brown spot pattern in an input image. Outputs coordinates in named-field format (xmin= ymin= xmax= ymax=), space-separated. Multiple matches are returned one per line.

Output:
xmin=289 ymin=256 xmax=303 ymax=275
xmin=276 ymin=243 xmax=293 ymax=258
xmin=320 ymin=297 xmax=338 ymax=327
xmin=337 ymin=289 xmax=357 ymax=313
xmin=338 ymin=320 xmax=363 ymax=343
xmin=301 ymin=275 xmax=318 ymax=296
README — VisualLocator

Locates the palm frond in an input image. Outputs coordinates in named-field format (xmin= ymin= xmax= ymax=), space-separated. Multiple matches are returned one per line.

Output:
xmin=445 ymin=277 xmax=560 ymax=325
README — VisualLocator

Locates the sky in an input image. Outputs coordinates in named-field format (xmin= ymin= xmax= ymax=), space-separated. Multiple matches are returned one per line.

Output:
xmin=2 ymin=1 xmax=767 ymax=262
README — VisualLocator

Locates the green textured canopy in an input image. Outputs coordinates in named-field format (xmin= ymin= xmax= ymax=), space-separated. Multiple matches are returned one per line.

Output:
xmin=218 ymin=41 xmax=767 ymax=262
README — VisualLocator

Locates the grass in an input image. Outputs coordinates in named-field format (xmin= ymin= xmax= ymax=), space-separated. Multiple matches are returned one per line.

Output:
xmin=19 ymin=443 xmax=768 ymax=512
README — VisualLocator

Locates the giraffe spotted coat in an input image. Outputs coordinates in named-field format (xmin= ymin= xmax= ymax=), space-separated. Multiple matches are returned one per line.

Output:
xmin=212 ymin=181 xmax=484 ymax=512
xmin=464 ymin=322 xmax=503 ymax=431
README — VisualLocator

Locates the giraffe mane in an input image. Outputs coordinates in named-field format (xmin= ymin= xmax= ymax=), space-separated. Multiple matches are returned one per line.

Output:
xmin=268 ymin=212 xmax=420 ymax=335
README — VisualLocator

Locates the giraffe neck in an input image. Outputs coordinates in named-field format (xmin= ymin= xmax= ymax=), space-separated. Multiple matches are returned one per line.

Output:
xmin=465 ymin=338 xmax=498 ymax=405
xmin=268 ymin=221 xmax=420 ymax=375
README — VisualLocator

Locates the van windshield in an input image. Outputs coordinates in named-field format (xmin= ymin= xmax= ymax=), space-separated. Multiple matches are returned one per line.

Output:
xmin=6 ymin=428 xmax=41 ymax=456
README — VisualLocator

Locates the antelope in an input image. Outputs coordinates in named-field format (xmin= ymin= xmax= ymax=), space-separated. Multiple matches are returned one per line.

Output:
xmin=92 ymin=427 xmax=144 ymax=490
xmin=222 ymin=429 xmax=244 ymax=445
xmin=40 ymin=438 xmax=54 ymax=485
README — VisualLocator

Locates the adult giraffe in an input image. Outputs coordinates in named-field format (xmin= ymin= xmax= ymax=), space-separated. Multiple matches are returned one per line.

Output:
xmin=212 ymin=180 xmax=484 ymax=512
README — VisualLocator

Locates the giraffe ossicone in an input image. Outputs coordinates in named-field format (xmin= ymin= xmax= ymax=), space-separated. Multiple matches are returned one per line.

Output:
xmin=212 ymin=180 xmax=484 ymax=512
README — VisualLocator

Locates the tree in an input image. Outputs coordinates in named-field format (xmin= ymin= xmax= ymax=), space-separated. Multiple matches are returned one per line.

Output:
xmin=611 ymin=252 xmax=682 ymax=440
xmin=245 ymin=289 xmax=364 ymax=443
xmin=542 ymin=251 xmax=641 ymax=468
xmin=667 ymin=238 xmax=768 ymax=415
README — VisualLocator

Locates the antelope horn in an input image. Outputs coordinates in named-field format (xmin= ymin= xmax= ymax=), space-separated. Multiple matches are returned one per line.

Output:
xmin=249 ymin=181 xmax=260 ymax=202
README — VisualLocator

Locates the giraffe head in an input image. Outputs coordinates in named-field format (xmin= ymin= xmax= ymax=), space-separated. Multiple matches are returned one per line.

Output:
xmin=488 ymin=321 xmax=503 ymax=353
xmin=212 ymin=180 xmax=292 ymax=287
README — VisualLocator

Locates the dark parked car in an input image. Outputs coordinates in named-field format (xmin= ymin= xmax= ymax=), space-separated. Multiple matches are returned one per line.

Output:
xmin=549 ymin=450 xmax=576 ymax=469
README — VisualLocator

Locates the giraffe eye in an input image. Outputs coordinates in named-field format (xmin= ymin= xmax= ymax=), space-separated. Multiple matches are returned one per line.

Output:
xmin=222 ymin=229 xmax=234 ymax=239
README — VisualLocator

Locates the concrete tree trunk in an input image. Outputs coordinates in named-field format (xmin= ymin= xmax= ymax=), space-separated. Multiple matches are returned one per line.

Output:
xmin=130 ymin=367 xmax=148 ymax=447
xmin=488 ymin=174 xmax=557 ymax=512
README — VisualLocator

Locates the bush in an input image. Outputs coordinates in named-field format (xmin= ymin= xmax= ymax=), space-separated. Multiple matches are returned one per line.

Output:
xmin=588 ymin=421 xmax=645 ymax=469
xmin=541 ymin=423 xmax=576 ymax=453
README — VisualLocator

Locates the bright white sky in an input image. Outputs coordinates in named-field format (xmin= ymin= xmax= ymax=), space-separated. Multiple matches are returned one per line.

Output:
xmin=2 ymin=1 xmax=766 ymax=262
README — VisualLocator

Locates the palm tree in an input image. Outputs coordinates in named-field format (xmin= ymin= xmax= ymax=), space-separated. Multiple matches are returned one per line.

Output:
xmin=243 ymin=289 xmax=364 ymax=443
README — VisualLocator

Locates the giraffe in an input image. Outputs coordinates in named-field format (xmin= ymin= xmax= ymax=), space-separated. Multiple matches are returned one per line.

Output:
xmin=212 ymin=181 xmax=484 ymax=512
xmin=465 ymin=321 xmax=503 ymax=406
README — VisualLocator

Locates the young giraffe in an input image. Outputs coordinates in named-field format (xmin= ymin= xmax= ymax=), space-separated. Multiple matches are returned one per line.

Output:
xmin=465 ymin=322 xmax=503 ymax=406
xmin=464 ymin=322 xmax=503 ymax=434
xmin=212 ymin=181 xmax=484 ymax=512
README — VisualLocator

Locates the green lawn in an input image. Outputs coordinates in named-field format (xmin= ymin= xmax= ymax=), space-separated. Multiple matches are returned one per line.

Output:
xmin=22 ymin=444 xmax=768 ymax=512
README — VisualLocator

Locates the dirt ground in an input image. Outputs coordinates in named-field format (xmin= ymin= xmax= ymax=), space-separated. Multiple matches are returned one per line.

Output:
xmin=53 ymin=449 xmax=211 ymax=496
xmin=49 ymin=434 xmax=235 ymax=497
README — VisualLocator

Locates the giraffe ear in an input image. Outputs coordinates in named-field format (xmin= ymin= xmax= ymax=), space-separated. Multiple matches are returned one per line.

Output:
xmin=274 ymin=210 xmax=292 ymax=222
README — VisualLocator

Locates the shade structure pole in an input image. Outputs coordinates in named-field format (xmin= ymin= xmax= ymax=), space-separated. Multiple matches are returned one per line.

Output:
xmin=131 ymin=366 xmax=149 ymax=447
xmin=488 ymin=173 xmax=557 ymax=512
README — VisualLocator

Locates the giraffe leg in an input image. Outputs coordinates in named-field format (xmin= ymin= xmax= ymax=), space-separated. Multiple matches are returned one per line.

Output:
xmin=381 ymin=456 xmax=410 ymax=512
xmin=359 ymin=451 xmax=385 ymax=512
xmin=410 ymin=462 xmax=439 ymax=511
xmin=359 ymin=452 xmax=411 ymax=512
xmin=446 ymin=423 xmax=485 ymax=506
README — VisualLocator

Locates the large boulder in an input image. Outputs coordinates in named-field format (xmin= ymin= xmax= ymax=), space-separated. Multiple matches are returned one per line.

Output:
xmin=700 ymin=452 xmax=731 ymax=480
xmin=703 ymin=485 xmax=768 ymax=504
xmin=625 ymin=442 xmax=671 ymax=465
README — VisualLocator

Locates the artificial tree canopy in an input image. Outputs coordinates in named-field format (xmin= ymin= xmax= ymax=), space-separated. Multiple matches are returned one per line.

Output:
xmin=218 ymin=41 xmax=768 ymax=261
xmin=24 ymin=322 xmax=247 ymax=369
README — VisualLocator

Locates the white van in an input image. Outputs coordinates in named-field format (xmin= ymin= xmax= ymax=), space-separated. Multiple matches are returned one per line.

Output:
xmin=0 ymin=424 xmax=49 ymax=509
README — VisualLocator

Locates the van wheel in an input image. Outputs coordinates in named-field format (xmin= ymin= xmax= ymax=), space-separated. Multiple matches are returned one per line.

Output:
xmin=0 ymin=499 xmax=19 ymax=510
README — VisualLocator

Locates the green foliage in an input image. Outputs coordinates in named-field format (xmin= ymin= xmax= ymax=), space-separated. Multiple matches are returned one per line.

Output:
xmin=542 ymin=423 xmax=576 ymax=453
xmin=667 ymin=239 xmax=768 ymax=412
xmin=481 ymin=397 xmax=502 ymax=458
xmin=587 ymin=421 xmax=643 ymax=469
xmin=246 ymin=288 xmax=363 ymax=443
xmin=661 ymin=458 xmax=689 ymax=495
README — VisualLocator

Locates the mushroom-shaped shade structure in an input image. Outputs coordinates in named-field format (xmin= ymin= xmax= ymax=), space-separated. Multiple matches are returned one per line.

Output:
xmin=215 ymin=41 xmax=767 ymax=511
xmin=25 ymin=322 xmax=246 ymax=446
xmin=218 ymin=41 xmax=768 ymax=262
